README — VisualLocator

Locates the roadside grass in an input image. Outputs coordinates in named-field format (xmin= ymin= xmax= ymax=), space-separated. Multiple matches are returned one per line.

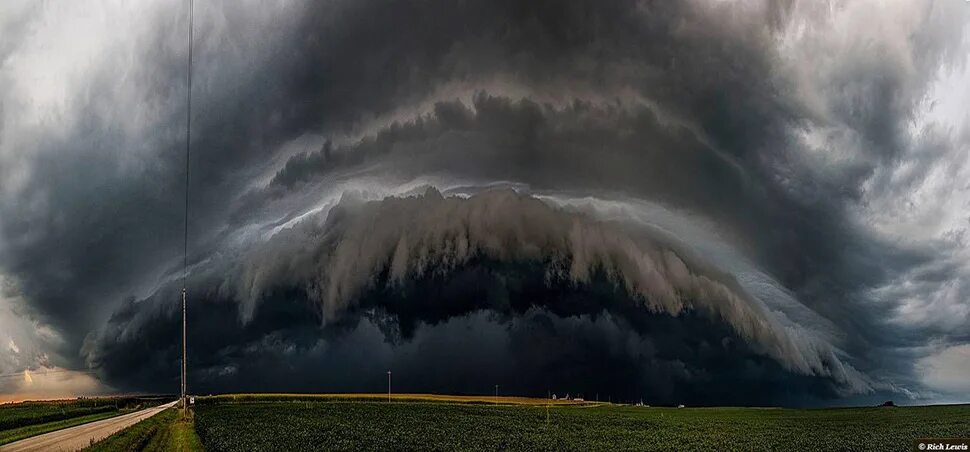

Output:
xmin=0 ymin=411 xmax=123 ymax=446
xmin=0 ymin=398 xmax=164 ymax=446
xmin=85 ymin=408 xmax=203 ymax=452
xmin=0 ymin=401 xmax=115 ymax=431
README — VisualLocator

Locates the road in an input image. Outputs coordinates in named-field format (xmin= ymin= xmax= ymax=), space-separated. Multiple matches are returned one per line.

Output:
xmin=0 ymin=400 xmax=178 ymax=452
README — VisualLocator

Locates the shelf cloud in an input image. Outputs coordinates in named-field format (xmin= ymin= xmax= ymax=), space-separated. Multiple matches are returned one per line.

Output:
xmin=1 ymin=0 xmax=968 ymax=405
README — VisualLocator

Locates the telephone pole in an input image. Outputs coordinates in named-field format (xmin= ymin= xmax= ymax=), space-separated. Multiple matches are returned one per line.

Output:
xmin=181 ymin=288 xmax=187 ymax=411
xmin=387 ymin=371 xmax=392 ymax=402
xmin=181 ymin=0 xmax=194 ymax=414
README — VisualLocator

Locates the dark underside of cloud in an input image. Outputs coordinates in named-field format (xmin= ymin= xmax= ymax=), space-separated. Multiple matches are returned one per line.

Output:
xmin=85 ymin=191 xmax=872 ymax=407
xmin=91 ymin=260 xmax=844 ymax=407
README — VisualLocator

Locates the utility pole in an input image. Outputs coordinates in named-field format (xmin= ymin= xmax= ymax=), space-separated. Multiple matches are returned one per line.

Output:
xmin=181 ymin=288 xmax=187 ymax=412
xmin=181 ymin=0 xmax=194 ymax=415
xmin=387 ymin=371 xmax=392 ymax=402
xmin=494 ymin=384 xmax=499 ymax=398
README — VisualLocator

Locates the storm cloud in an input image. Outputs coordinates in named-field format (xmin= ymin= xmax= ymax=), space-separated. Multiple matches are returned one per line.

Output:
xmin=2 ymin=0 xmax=969 ymax=405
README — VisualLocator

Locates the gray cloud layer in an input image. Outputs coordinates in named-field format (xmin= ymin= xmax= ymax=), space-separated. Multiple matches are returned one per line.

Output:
xmin=2 ymin=0 xmax=968 ymax=404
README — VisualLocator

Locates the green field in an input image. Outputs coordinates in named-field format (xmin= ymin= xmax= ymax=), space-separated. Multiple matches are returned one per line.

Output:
xmin=187 ymin=397 xmax=970 ymax=452
xmin=0 ymin=399 xmax=120 ymax=446
xmin=0 ymin=397 xmax=167 ymax=446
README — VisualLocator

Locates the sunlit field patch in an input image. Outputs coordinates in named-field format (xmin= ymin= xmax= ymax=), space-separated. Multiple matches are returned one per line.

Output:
xmin=198 ymin=393 xmax=587 ymax=406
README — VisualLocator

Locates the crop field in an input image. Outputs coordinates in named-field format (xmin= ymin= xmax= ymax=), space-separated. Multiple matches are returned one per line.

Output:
xmin=198 ymin=393 xmax=586 ymax=406
xmin=0 ymin=400 xmax=112 ymax=431
xmin=192 ymin=396 xmax=970 ymax=451
xmin=0 ymin=397 xmax=167 ymax=446
xmin=0 ymin=399 xmax=119 ymax=445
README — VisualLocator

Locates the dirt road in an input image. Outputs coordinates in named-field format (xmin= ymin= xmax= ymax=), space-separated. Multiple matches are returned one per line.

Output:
xmin=0 ymin=400 xmax=178 ymax=452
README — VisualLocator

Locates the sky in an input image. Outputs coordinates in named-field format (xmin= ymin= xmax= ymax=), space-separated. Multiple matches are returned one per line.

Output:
xmin=0 ymin=0 xmax=968 ymax=406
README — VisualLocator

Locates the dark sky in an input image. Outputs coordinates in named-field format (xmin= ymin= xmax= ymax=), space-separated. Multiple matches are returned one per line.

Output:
xmin=1 ymin=0 xmax=968 ymax=406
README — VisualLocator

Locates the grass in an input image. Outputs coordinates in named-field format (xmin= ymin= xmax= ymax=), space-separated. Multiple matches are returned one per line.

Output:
xmin=0 ymin=398 xmax=163 ymax=446
xmin=0 ymin=400 xmax=116 ymax=431
xmin=192 ymin=395 xmax=970 ymax=452
xmin=85 ymin=408 xmax=203 ymax=452
xmin=0 ymin=410 xmax=124 ymax=446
